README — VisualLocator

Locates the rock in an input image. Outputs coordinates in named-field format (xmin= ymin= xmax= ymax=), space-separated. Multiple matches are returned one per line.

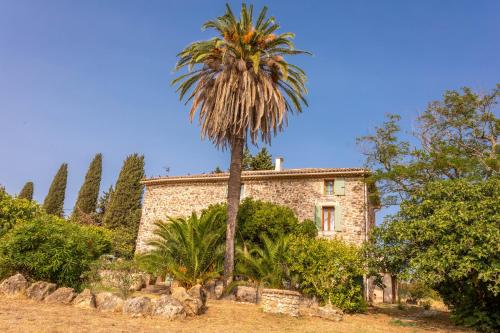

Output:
xmin=214 ymin=283 xmax=224 ymax=299
xmin=26 ymin=281 xmax=56 ymax=301
xmin=45 ymin=287 xmax=77 ymax=304
xmin=171 ymin=286 xmax=203 ymax=315
xmin=188 ymin=284 xmax=207 ymax=307
xmin=316 ymin=304 xmax=343 ymax=321
xmin=235 ymin=286 xmax=258 ymax=303
xmin=0 ymin=274 xmax=29 ymax=298
xmin=72 ymin=289 xmax=96 ymax=309
xmin=151 ymin=295 xmax=186 ymax=320
xmin=95 ymin=292 xmax=124 ymax=312
xmin=123 ymin=296 xmax=152 ymax=316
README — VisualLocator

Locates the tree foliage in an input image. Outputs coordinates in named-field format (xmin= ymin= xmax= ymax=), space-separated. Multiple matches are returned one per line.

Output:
xmin=242 ymin=147 xmax=274 ymax=171
xmin=357 ymin=85 xmax=499 ymax=206
xmin=18 ymin=182 xmax=34 ymax=201
xmin=42 ymin=163 xmax=68 ymax=217
xmin=72 ymin=153 xmax=102 ymax=223
xmin=139 ymin=211 xmax=225 ymax=288
xmin=102 ymin=154 xmax=144 ymax=257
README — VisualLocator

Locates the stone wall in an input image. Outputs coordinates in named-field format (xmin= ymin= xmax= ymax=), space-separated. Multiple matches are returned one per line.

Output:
xmin=260 ymin=288 xmax=301 ymax=317
xmin=136 ymin=175 xmax=374 ymax=253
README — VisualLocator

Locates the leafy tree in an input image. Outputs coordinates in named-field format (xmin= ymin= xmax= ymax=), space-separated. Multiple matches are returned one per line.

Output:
xmin=357 ymin=85 xmax=499 ymax=206
xmin=72 ymin=153 xmax=102 ymax=223
xmin=172 ymin=4 xmax=309 ymax=285
xmin=202 ymin=198 xmax=314 ymax=248
xmin=18 ymin=182 xmax=34 ymax=201
xmin=139 ymin=211 xmax=225 ymax=288
xmin=212 ymin=166 xmax=224 ymax=174
xmin=371 ymin=178 xmax=499 ymax=331
xmin=42 ymin=163 xmax=68 ymax=217
xmin=242 ymin=148 xmax=253 ymax=171
xmin=102 ymin=154 xmax=144 ymax=257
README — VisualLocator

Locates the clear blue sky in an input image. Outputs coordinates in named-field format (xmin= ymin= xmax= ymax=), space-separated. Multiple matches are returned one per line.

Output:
xmin=1 ymin=0 xmax=499 ymax=215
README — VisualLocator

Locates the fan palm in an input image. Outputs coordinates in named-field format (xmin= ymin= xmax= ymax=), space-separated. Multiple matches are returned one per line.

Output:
xmin=139 ymin=211 xmax=225 ymax=288
xmin=172 ymin=4 xmax=309 ymax=285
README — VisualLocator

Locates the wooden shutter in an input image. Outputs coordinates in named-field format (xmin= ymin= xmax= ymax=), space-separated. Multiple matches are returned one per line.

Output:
xmin=314 ymin=205 xmax=322 ymax=231
xmin=334 ymin=204 xmax=343 ymax=231
xmin=334 ymin=178 xmax=345 ymax=195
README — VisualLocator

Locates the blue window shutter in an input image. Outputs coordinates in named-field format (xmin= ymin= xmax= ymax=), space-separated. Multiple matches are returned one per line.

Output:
xmin=314 ymin=205 xmax=322 ymax=231
xmin=334 ymin=179 xmax=345 ymax=196
xmin=334 ymin=205 xmax=343 ymax=231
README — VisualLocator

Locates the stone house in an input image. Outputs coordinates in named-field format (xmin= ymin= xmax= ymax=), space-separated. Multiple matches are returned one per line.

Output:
xmin=136 ymin=159 xmax=377 ymax=253
xmin=135 ymin=158 xmax=391 ymax=302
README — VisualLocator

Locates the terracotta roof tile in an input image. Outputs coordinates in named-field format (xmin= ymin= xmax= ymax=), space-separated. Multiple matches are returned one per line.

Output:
xmin=142 ymin=167 xmax=368 ymax=185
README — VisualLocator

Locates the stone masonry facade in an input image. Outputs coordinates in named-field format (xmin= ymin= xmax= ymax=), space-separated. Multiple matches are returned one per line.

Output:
xmin=136 ymin=168 xmax=376 ymax=253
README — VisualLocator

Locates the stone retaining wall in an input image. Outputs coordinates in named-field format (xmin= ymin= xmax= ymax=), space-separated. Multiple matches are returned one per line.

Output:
xmin=261 ymin=288 xmax=301 ymax=317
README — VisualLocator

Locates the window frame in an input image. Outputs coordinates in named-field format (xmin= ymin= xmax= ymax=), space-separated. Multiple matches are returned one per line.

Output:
xmin=321 ymin=206 xmax=335 ymax=232
xmin=324 ymin=179 xmax=335 ymax=196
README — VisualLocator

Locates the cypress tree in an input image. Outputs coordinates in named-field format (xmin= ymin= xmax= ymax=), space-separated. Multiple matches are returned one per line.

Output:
xmin=18 ymin=182 xmax=34 ymax=200
xmin=103 ymin=154 xmax=145 ymax=254
xmin=251 ymin=147 xmax=274 ymax=170
xmin=95 ymin=185 xmax=114 ymax=225
xmin=72 ymin=153 xmax=102 ymax=222
xmin=43 ymin=163 xmax=68 ymax=217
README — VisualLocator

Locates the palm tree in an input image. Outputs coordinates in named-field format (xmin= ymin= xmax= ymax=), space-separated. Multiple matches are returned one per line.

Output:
xmin=172 ymin=4 xmax=309 ymax=286
xmin=139 ymin=211 xmax=225 ymax=288
xmin=236 ymin=234 xmax=296 ymax=291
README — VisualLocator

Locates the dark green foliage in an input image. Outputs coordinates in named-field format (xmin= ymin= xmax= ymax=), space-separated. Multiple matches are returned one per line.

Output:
xmin=0 ymin=190 xmax=40 ymax=237
xmin=202 ymin=198 xmax=309 ymax=247
xmin=139 ymin=211 xmax=225 ymax=288
xmin=287 ymin=236 xmax=366 ymax=312
xmin=293 ymin=219 xmax=318 ymax=238
xmin=212 ymin=166 xmax=224 ymax=174
xmin=18 ymin=182 xmax=34 ymax=201
xmin=42 ymin=163 xmax=68 ymax=217
xmin=236 ymin=234 xmax=296 ymax=290
xmin=0 ymin=214 xmax=111 ymax=290
xmin=102 ymin=154 xmax=145 ymax=257
xmin=370 ymin=178 xmax=500 ymax=331
xmin=72 ymin=154 xmax=102 ymax=223
xmin=242 ymin=147 xmax=274 ymax=171
xmin=95 ymin=186 xmax=113 ymax=226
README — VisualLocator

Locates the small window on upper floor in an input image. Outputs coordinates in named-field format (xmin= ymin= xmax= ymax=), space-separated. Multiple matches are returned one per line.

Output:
xmin=324 ymin=180 xmax=334 ymax=195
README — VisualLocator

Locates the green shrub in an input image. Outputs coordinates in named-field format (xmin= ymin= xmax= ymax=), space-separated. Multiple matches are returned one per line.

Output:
xmin=399 ymin=280 xmax=438 ymax=304
xmin=0 ymin=189 xmax=40 ymax=237
xmin=293 ymin=219 xmax=318 ymax=239
xmin=0 ymin=214 xmax=111 ymax=289
xmin=287 ymin=236 xmax=366 ymax=312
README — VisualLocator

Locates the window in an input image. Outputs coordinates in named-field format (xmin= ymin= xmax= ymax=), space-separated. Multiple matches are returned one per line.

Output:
xmin=240 ymin=183 xmax=245 ymax=199
xmin=322 ymin=206 xmax=335 ymax=232
xmin=324 ymin=180 xmax=334 ymax=195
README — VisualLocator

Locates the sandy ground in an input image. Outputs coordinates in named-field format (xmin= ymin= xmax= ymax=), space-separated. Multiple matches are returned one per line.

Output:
xmin=0 ymin=298 xmax=471 ymax=333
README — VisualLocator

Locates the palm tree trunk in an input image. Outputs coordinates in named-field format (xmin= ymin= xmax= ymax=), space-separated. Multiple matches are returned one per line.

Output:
xmin=223 ymin=135 xmax=245 ymax=287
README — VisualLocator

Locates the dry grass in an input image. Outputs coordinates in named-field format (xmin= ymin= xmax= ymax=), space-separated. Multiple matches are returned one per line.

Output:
xmin=0 ymin=298 xmax=471 ymax=333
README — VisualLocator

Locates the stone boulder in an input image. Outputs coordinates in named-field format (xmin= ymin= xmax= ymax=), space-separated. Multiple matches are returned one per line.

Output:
xmin=0 ymin=274 xmax=29 ymax=298
xmin=26 ymin=281 xmax=56 ymax=301
xmin=171 ymin=286 xmax=204 ymax=315
xmin=151 ymin=295 xmax=186 ymax=320
xmin=188 ymin=284 xmax=207 ymax=307
xmin=95 ymin=292 xmax=124 ymax=312
xmin=234 ymin=286 xmax=258 ymax=303
xmin=316 ymin=304 xmax=343 ymax=321
xmin=214 ymin=282 xmax=224 ymax=299
xmin=72 ymin=289 xmax=96 ymax=309
xmin=123 ymin=296 xmax=152 ymax=316
xmin=45 ymin=287 xmax=77 ymax=304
